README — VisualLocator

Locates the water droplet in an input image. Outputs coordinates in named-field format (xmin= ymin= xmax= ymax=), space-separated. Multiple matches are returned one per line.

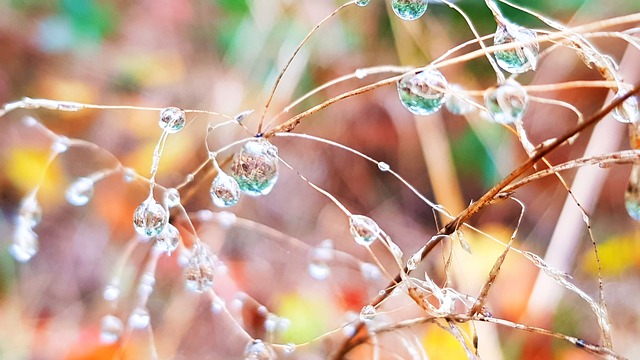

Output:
xmin=378 ymin=162 xmax=390 ymax=172
xmin=484 ymin=79 xmax=528 ymax=124
xmin=244 ymin=339 xmax=276 ymax=360
xmin=612 ymin=91 xmax=639 ymax=123
xmin=51 ymin=135 xmax=70 ymax=154
xmin=391 ymin=0 xmax=428 ymax=21
xmin=164 ymin=188 xmax=181 ymax=208
xmin=133 ymin=198 xmax=168 ymax=238
xmin=18 ymin=193 xmax=42 ymax=228
xmin=343 ymin=324 xmax=356 ymax=337
xmin=122 ymin=167 xmax=137 ymax=183
xmin=360 ymin=262 xmax=381 ymax=280
xmin=283 ymin=342 xmax=296 ymax=355
xmin=65 ymin=177 xmax=95 ymax=206
xmin=185 ymin=244 xmax=215 ymax=293
xmin=359 ymin=304 xmax=376 ymax=322
xmin=625 ymin=164 xmax=640 ymax=221
xmin=356 ymin=0 xmax=370 ymax=7
xmin=128 ymin=307 xmax=151 ymax=329
xmin=231 ymin=139 xmax=279 ymax=196
xmin=10 ymin=221 xmax=39 ymax=262
xmin=397 ymin=68 xmax=448 ymax=115
xmin=493 ymin=22 xmax=539 ymax=73
xmin=100 ymin=314 xmax=124 ymax=344
xmin=211 ymin=296 xmax=226 ymax=314
xmin=355 ymin=68 xmax=367 ymax=79
xmin=138 ymin=272 xmax=156 ymax=297
xmin=154 ymin=223 xmax=180 ymax=255
xmin=210 ymin=171 xmax=241 ymax=207
xmin=103 ymin=284 xmax=120 ymax=301
xmin=308 ymin=239 xmax=334 ymax=280
xmin=350 ymin=215 xmax=381 ymax=246
xmin=446 ymin=84 xmax=476 ymax=115
xmin=159 ymin=107 xmax=186 ymax=134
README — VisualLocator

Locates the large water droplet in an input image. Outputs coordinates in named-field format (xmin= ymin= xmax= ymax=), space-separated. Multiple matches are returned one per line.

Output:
xmin=210 ymin=171 xmax=241 ymax=207
xmin=164 ymin=188 xmax=181 ymax=208
xmin=484 ymin=79 xmax=528 ymax=124
xmin=128 ymin=307 xmax=151 ymax=329
xmin=65 ymin=177 xmax=95 ymax=206
xmin=244 ymin=339 xmax=276 ymax=360
xmin=10 ymin=221 xmax=39 ymax=262
xmin=159 ymin=107 xmax=186 ymax=134
xmin=154 ymin=223 xmax=180 ymax=255
xmin=308 ymin=239 xmax=334 ymax=280
xmin=612 ymin=91 xmax=639 ymax=124
xmin=133 ymin=198 xmax=168 ymax=237
xmin=231 ymin=139 xmax=279 ymax=196
xmin=100 ymin=314 xmax=124 ymax=344
xmin=185 ymin=244 xmax=215 ymax=293
xmin=359 ymin=304 xmax=376 ymax=322
xmin=446 ymin=84 xmax=476 ymax=115
xmin=493 ymin=22 xmax=539 ymax=73
xmin=18 ymin=194 xmax=42 ymax=228
xmin=625 ymin=164 xmax=640 ymax=221
xmin=391 ymin=0 xmax=428 ymax=21
xmin=397 ymin=68 xmax=448 ymax=116
xmin=349 ymin=215 xmax=381 ymax=246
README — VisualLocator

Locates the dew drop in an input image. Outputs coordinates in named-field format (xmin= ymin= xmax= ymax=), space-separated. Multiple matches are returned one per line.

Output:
xmin=51 ymin=135 xmax=70 ymax=154
xmin=211 ymin=296 xmax=226 ymax=314
xmin=138 ymin=272 xmax=156 ymax=297
xmin=493 ymin=22 xmax=539 ymax=73
xmin=391 ymin=0 xmax=428 ymax=21
xmin=625 ymin=164 xmax=640 ymax=221
xmin=103 ymin=284 xmax=120 ymax=301
xmin=308 ymin=239 xmax=334 ymax=281
xmin=122 ymin=167 xmax=137 ymax=183
xmin=484 ymin=79 xmax=528 ymax=124
xmin=446 ymin=84 xmax=476 ymax=115
xmin=100 ymin=314 xmax=124 ymax=344
xmin=397 ymin=68 xmax=448 ymax=116
xmin=18 ymin=193 xmax=42 ymax=228
xmin=133 ymin=198 xmax=168 ymax=238
xmin=360 ymin=262 xmax=382 ymax=280
xmin=359 ymin=304 xmax=376 ymax=322
xmin=154 ymin=223 xmax=181 ymax=255
xmin=210 ymin=171 xmax=241 ymax=207
xmin=244 ymin=339 xmax=276 ymax=360
xmin=356 ymin=0 xmax=370 ymax=6
xmin=349 ymin=215 xmax=381 ymax=246
xmin=231 ymin=139 xmax=279 ymax=196
xmin=10 ymin=222 xmax=39 ymax=262
xmin=65 ymin=177 xmax=95 ymax=206
xmin=128 ymin=307 xmax=151 ymax=329
xmin=159 ymin=107 xmax=186 ymax=134
xmin=164 ymin=188 xmax=181 ymax=208
xmin=343 ymin=324 xmax=356 ymax=337
xmin=355 ymin=68 xmax=367 ymax=79
xmin=612 ymin=91 xmax=639 ymax=124
xmin=378 ymin=162 xmax=390 ymax=172
xmin=185 ymin=244 xmax=215 ymax=293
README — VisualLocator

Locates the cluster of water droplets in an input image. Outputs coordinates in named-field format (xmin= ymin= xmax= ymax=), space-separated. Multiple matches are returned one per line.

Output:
xmin=391 ymin=0 xmax=428 ymax=21
xmin=484 ymin=79 xmax=529 ymax=124
xmin=397 ymin=68 xmax=448 ymax=116
xmin=493 ymin=21 xmax=539 ymax=74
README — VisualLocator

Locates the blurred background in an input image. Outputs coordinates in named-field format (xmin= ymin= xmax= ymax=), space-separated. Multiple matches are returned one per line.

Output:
xmin=0 ymin=0 xmax=639 ymax=359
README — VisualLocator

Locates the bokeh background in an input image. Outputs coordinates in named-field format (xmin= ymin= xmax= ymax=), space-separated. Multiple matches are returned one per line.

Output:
xmin=0 ymin=0 xmax=639 ymax=359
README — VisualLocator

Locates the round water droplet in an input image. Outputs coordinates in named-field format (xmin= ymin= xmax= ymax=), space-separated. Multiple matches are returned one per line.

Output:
xmin=159 ymin=107 xmax=186 ymax=134
xmin=133 ymin=198 xmax=168 ymax=238
xmin=128 ymin=307 xmax=151 ymax=329
xmin=308 ymin=239 xmax=334 ymax=281
xmin=211 ymin=296 xmax=226 ymax=314
xmin=625 ymin=165 xmax=640 ymax=221
xmin=10 ymin=222 xmax=39 ymax=262
xmin=360 ymin=262 xmax=382 ymax=280
xmin=356 ymin=0 xmax=370 ymax=7
xmin=103 ymin=284 xmax=120 ymax=301
xmin=612 ymin=91 xmax=639 ymax=124
xmin=397 ymin=68 xmax=448 ymax=116
xmin=154 ymin=223 xmax=180 ymax=255
xmin=355 ymin=68 xmax=367 ymax=79
xmin=446 ymin=84 xmax=476 ymax=115
xmin=122 ymin=167 xmax=137 ymax=183
xmin=349 ymin=215 xmax=381 ymax=246
xmin=19 ymin=194 xmax=42 ymax=228
xmin=484 ymin=79 xmax=528 ymax=124
xmin=51 ymin=135 xmax=70 ymax=154
xmin=100 ymin=314 xmax=124 ymax=344
xmin=378 ymin=162 xmax=390 ymax=172
xmin=493 ymin=23 xmax=539 ymax=74
xmin=210 ymin=171 xmax=241 ymax=207
xmin=65 ymin=177 xmax=95 ymax=206
xmin=244 ymin=339 xmax=276 ymax=360
xmin=185 ymin=244 xmax=215 ymax=293
xmin=164 ymin=188 xmax=181 ymax=208
xmin=231 ymin=139 xmax=279 ymax=196
xmin=391 ymin=0 xmax=428 ymax=21
xmin=359 ymin=304 xmax=376 ymax=322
